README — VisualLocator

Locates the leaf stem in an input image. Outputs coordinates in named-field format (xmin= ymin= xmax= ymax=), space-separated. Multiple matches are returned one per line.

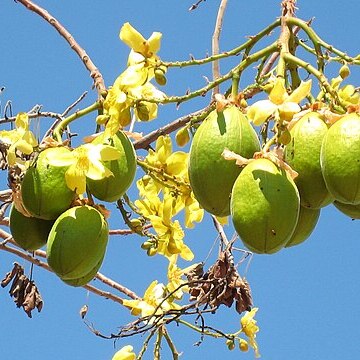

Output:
xmin=53 ymin=101 xmax=101 ymax=142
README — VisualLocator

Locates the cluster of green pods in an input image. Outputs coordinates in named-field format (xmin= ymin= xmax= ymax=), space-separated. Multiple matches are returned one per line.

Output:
xmin=189 ymin=108 xmax=359 ymax=254
xmin=10 ymin=132 xmax=136 ymax=286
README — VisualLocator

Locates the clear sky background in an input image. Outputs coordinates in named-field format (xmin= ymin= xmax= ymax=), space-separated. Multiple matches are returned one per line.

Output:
xmin=0 ymin=1 xmax=359 ymax=359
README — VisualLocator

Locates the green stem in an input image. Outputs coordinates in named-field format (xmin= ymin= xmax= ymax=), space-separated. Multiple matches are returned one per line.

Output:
xmin=142 ymin=43 xmax=279 ymax=106
xmin=285 ymin=17 xmax=325 ymax=71
xmin=176 ymin=319 xmax=222 ymax=339
xmin=162 ymin=19 xmax=281 ymax=68
xmin=137 ymin=159 xmax=191 ymax=190
xmin=231 ymin=74 xmax=240 ymax=100
xmin=282 ymin=52 xmax=347 ymax=109
xmin=53 ymin=101 xmax=101 ymax=142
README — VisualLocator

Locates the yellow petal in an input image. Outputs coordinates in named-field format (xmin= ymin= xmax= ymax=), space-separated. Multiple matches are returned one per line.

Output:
xmin=119 ymin=22 xmax=146 ymax=54
xmin=65 ymin=166 xmax=86 ymax=194
xmin=156 ymin=136 xmax=172 ymax=163
xmin=86 ymin=160 xmax=111 ymax=180
xmin=112 ymin=345 xmax=136 ymax=360
xmin=278 ymin=102 xmax=301 ymax=121
xmin=180 ymin=243 xmax=194 ymax=261
xmin=287 ymin=80 xmax=312 ymax=103
xmin=269 ymin=78 xmax=288 ymax=105
xmin=99 ymin=145 xmax=121 ymax=161
xmin=247 ymin=100 xmax=277 ymax=126
xmin=45 ymin=148 xmax=75 ymax=167
xmin=147 ymin=32 xmax=162 ymax=55
xmin=23 ymin=130 xmax=38 ymax=147
xmin=15 ymin=112 xmax=29 ymax=132
xmin=118 ymin=64 xmax=148 ymax=87
xmin=15 ymin=139 xmax=33 ymax=155
xmin=166 ymin=152 xmax=188 ymax=176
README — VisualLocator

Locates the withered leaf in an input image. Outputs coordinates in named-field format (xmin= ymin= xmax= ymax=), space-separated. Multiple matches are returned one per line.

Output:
xmin=1 ymin=262 xmax=44 ymax=318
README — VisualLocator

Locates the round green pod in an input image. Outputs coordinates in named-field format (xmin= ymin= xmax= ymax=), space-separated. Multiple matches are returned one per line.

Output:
xmin=61 ymin=255 xmax=104 ymax=287
xmin=320 ymin=113 xmax=360 ymax=204
xmin=333 ymin=201 xmax=360 ymax=219
xmin=21 ymin=147 xmax=76 ymax=220
xmin=285 ymin=206 xmax=320 ymax=247
xmin=284 ymin=112 xmax=332 ymax=208
xmin=87 ymin=131 xmax=137 ymax=202
xmin=9 ymin=205 xmax=54 ymax=251
xmin=231 ymin=158 xmax=300 ymax=254
xmin=47 ymin=205 xmax=108 ymax=280
xmin=189 ymin=106 xmax=260 ymax=217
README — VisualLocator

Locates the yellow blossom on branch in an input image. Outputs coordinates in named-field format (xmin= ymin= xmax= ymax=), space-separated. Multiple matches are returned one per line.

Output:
xmin=247 ymin=78 xmax=312 ymax=125
xmin=122 ymin=280 xmax=180 ymax=319
xmin=46 ymin=143 xmax=120 ymax=194
xmin=112 ymin=345 xmax=136 ymax=360
xmin=240 ymin=307 xmax=260 ymax=358
xmin=141 ymin=135 xmax=204 ymax=228
xmin=120 ymin=22 xmax=162 ymax=60
xmin=135 ymin=189 xmax=194 ymax=261
xmin=0 ymin=112 xmax=38 ymax=166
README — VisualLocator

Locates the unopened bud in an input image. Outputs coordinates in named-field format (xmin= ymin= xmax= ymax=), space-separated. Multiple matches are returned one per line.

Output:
xmin=175 ymin=126 xmax=190 ymax=147
xmin=339 ymin=64 xmax=350 ymax=79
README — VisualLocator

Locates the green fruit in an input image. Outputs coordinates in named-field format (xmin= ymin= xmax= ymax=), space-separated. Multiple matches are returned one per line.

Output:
xmin=189 ymin=106 xmax=260 ymax=217
xmin=231 ymin=158 xmax=300 ymax=254
xmin=47 ymin=205 xmax=108 ymax=280
xmin=321 ymin=113 xmax=360 ymax=204
xmin=284 ymin=112 xmax=332 ymax=209
xmin=87 ymin=131 xmax=137 ymax=202
xmin=61 ymin=255 xmax=104 ymax=287
xmin=21 ymin=147 xmax=76 ymax=220
xmin=9 ymin=205 xmax=54 ymax=251
xmin=285 ymin=206 xmax=320 ymax=247
xmin=333 ymin=201 xmax=360 ymax=219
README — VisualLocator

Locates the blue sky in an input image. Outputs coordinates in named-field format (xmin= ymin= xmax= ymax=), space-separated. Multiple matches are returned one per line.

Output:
xmin=0 ymin=1 xmax=359 ymax=359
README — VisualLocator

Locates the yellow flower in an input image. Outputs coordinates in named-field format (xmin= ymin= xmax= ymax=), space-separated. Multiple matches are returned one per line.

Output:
xmin=120 ymin=22 xmax=162 ymax=59
xmin=112 ymin=345 xmax=136 ymax=360
xmin=0 ymin=112 xmax=38 ymax=166
xmin=122 ymin=280 xmax=180 ymax=319
xmin=338 ymin=84 xmax=360 ymax=106
xmin=241 ymin=308 xmax=260 ymax=358
xmin=140 ymin=135 xmax=204 ymax=228
xmin=248 ymin=78 xmax=312 ymax=125
xmin=46 ymin=143 xmax=120 ymax=194
xmin=135 ymin=189 xmax=194 ymax=261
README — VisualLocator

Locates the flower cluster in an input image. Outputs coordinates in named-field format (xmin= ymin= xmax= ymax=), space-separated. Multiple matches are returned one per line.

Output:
xmin=135 ymin=135 xmax=203 ymax=260
xmin=46 ymin=142 xmax=120 ymax=195
xmin=100 ymin=23 xmax=166 ymax=136
xmin=247 ymin=77 xmax=312 ymax=125
xmin=0 ymin=113 xmax=38 ymax=167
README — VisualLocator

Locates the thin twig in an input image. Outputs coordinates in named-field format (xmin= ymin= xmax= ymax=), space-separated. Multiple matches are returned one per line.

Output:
xmin=15 ymin=0 xmax=106 ymax=94
xmin=0 ymin=230 xmax=139 ymax=302
xmin=133 ymin=104 xmax=213 ymax=150
xmin=212 ymin=0 xmax=228 ymax=95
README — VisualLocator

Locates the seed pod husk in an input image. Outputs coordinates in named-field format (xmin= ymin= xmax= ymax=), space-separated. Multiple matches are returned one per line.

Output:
xmin=47 ymin=205 xmax=108 ymax=280
xmin=87 ymin=131 xmax=137 ymax=202
xmin=231 ymin=158 xmax=300 ymax=254
xmin=333 ymin=201 xmax=360 ymax=219
xmin=189 ymin=105 xmax=260 ymax=217
xmin=21 ymin=147 xmax=76 ymax=220
xmin=321 ymin=113 xmax=360 ymax=204
xmin=9 ymin=204 xmax=54 ymax=251
xmin=285 ymin=206 xmax=320 ymax=247
xmin=284 ymin=112 xmax=332 ymax=209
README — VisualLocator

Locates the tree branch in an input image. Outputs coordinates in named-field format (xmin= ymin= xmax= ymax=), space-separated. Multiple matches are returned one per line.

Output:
xmin=15 ymin=0 xmax=106 ymax=94
xmin=212 ymin=0 xmax=228 ymax=95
